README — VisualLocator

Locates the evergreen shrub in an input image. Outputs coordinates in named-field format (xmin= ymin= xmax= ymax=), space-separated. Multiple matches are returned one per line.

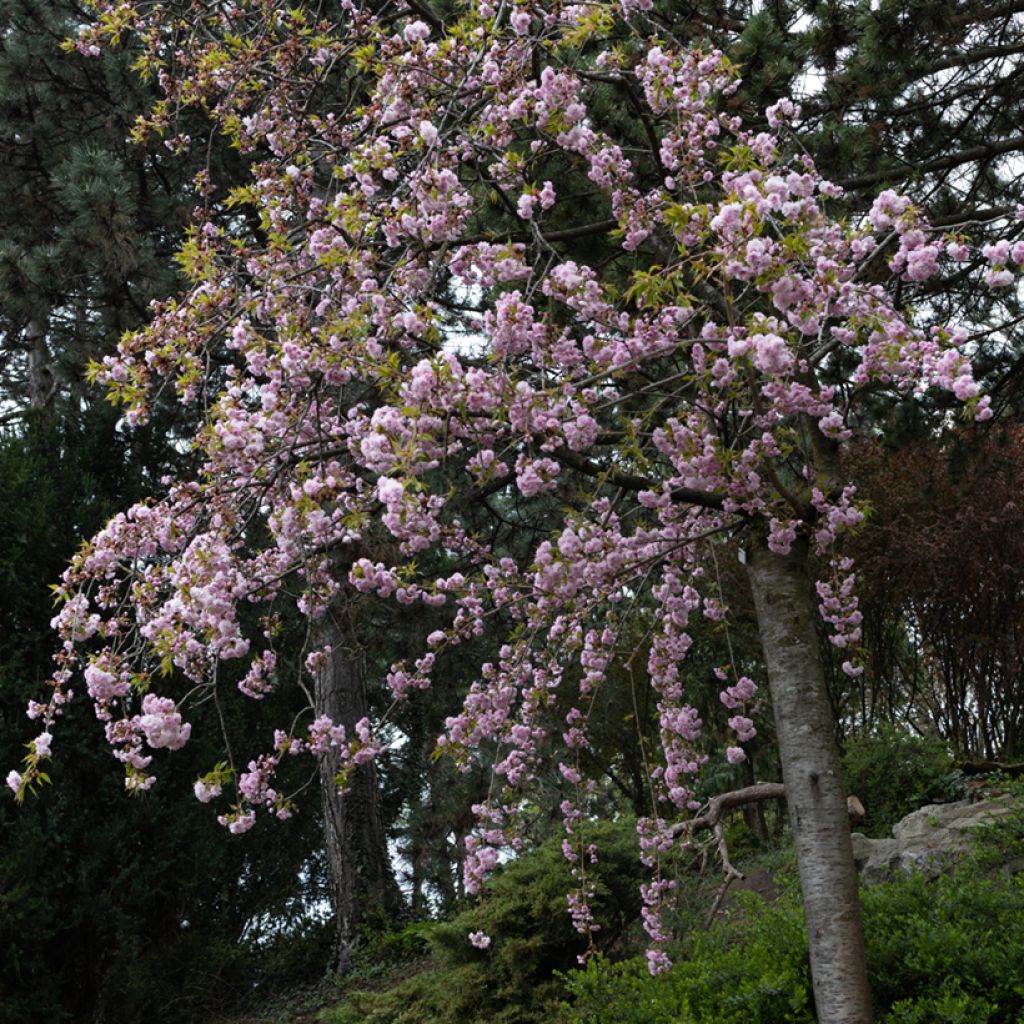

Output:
xmin=841 ymin=725 xmax=966 ymax=837
xmin=323 ymin=818 xmax=643 ymax=1024
xmin=562 ymin=895 xmax=812 ymax=1024
xmin=560 ymin=843 xmax=1024 ymax=1023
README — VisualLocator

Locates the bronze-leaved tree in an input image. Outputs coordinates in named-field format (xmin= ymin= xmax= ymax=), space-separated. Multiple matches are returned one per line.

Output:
xmin=10 ymin=0 xmax=1021 ymax=1020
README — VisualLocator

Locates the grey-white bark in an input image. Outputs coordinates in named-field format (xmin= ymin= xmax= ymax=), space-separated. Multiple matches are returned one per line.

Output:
xmin=747 ymin=538 xmax=874 ymax=1024
xmin=314 ymin=612 xmax=402 ymax=973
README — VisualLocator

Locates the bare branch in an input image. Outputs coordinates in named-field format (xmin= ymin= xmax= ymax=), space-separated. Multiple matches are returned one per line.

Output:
xmin=704 ymin=819 xmax=745 ymax=928
xmin=673 ymin=783 xmax=787 ymax=839
xmin=839 ymin=134 xmax=1024 ymax=191
xmin=673 ymin=783 xmax=866 ymax=841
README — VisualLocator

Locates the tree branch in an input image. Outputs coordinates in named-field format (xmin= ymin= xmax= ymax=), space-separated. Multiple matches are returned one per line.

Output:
xmin=671 ymin=783 xmax=864 ymax=841
xmin=0 ymin=406 xmax=28 ymax=426
xmin=550 ymin=448 xmax=727 ymax=510
xmin=437 ymin=218 xmax=619 ymax=250
xmin=839 ymin=134 xmax=1024 ymax=191
xmin=672 ymin=783 xmax=786 ymax=839
xmin=954 ymin=758 xmax=1024 ymax=777
xmin=704 ymin=819 xmax=745 ymax=927
xmin=924 ymin=40 xmax=1024 ymax=75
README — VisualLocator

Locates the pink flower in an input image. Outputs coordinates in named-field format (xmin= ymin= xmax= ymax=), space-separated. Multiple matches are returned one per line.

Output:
xmin=418 ymin=120 xmax=438 ymax=146
xmin=468 ymin=930 xmax=491 ymax=949
xmin=645 ymin=948 xmax=671 ymax=975
xmin=85 ymin=663 xmax=127 ymax=702
xmin=751 ymin=332 xmax=794 ymax=376
xmin=224 ymin=812 xmax=256 ymax=834
xmin=510 ymin=9 xmax=530 ymax=34
xmin=516 ymin=192 xmax=537 ymax=220
xmin=138 ymin=694 xmax=192 ymax=750
xmin=728 ymin=715 xmax=757 ymax=742
xmin=868 ymin=189 xmax=910 ymax=232
xmin=765 ymin=97 xmax=799 ymax=128
xmin=403 ymin=19 xmax=430 ymax=42
xmin=984 ymin=268 xmax=1015 ymax=288
xmin=194 ymin=780 xmax=222 ymax=803
xmin=904 ymin=244 xmax=939 ymax=281
xmin=376 ymin=477 xmax=404 ymax=507
xmin=982 ymin=240 xmax=1011 ymax=264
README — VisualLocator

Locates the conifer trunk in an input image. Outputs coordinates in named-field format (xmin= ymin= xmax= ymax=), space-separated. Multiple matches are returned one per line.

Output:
xmin=25 ymin=317 xmax=54 ymax=424
xmin=313 ymin=613 xmax=402 ymax=973
xmin=747 ymin=538 xmax=873 ymax=1024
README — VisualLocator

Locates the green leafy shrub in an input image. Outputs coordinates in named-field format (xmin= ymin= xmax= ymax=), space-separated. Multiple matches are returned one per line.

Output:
xmin=882 ymin=985 xmax=996 ymax=1024
xmin=562 ymin=895 xmax=813 ymax=1024
xmin=324 ymin=803 xmax=1024 ymax=1024
xmin=865 ymin=869 xmax=1024 ymax=1020
xmin=968 ymin=783 xmax=1024 ymax=872
xmin=560 ymin=845 xmax=1024 ymax=1024
xmin=323 ymin=818 xmax=644 ymax=1024
xmin=354 ymin=919 xmax=433 ymax=970
xmin=841 ymin=725 xmax=966 ymax=836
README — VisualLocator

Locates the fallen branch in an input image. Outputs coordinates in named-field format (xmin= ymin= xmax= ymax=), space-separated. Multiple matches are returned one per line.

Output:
xmin=704 ymin=820 xmax=746 ymax=927
xmin=670 ymin=783 xmax=786 ymax=841
xmin=667 ymin=783 xmax=866 ymax=926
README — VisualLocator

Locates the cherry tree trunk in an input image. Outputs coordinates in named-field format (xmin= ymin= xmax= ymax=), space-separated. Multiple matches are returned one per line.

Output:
xmin=314 ymin=614 xmax=401 ymax=973
xmin=747 ymin=538 xmax=873 ymax=1024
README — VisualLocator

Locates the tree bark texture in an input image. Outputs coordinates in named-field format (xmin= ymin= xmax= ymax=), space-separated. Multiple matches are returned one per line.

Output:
xmin=748 ymin=539 xmax=874 ymax=1024
xmin=26 ymin=318 xmax=55 ymax=423
xmin=314 ymin=612 xmax=402 ymax=973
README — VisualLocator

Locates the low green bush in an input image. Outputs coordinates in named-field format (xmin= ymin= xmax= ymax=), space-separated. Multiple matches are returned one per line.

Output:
xmin=560 ymin=850 xmax=1024 ymax=1023
xmin=322 ymin=818 xmax=644 ymax=1024
xmin=866 ymin=870 xmax=1024 ymax=1020
xmin=562 ymin=895 xmax=813 ymax=1024
xmin=841 ymin=725 xmax=966 ymax=837
xmin=969 ymin=783 xmax=1024 ymax=871
xmin=323 ymin=804 xmax=1024 ymax=1024
xmin=882 ymin=985 xmax=997 ymax=1024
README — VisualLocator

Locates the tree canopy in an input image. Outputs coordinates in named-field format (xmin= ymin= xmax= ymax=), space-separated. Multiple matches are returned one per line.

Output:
xmin=6 ymin=0 xmax=1024 ymax=1020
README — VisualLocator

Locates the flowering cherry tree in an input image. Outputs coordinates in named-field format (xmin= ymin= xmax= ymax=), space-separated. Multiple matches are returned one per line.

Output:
xmin=8 ymin=0 xmax=1017 ymax=1018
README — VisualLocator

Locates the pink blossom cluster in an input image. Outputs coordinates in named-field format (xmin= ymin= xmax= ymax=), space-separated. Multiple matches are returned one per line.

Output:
xmin=718 ymin=670 xmax=759 ymax=763
xmin=816 ymin=558 xmax=865 ymax=677
xmin=14 ymin=0 xmax=1016 ymax=973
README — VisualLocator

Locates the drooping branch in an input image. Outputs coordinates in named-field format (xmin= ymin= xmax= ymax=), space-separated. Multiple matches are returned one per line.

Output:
xmin=672 ymin=783 xmax=866 ymax=841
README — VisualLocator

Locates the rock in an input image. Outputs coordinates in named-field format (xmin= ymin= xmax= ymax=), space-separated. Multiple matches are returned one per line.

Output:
xmin=847 ymin=795 xmax=866 ymax=827
xmin=850 ymin=798 xmax=1020 ymax=886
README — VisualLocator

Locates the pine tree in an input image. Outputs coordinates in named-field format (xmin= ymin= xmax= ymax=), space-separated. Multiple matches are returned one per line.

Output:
xmin=0 ymin=1 xmax=337 ymax=1017
xmin=0 ymin=0 xmax=188 ymax=422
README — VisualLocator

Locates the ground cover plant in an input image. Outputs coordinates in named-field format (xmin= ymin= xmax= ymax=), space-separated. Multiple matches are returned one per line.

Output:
xmin=562 ymin=803 xmax=1024 ymax=1024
